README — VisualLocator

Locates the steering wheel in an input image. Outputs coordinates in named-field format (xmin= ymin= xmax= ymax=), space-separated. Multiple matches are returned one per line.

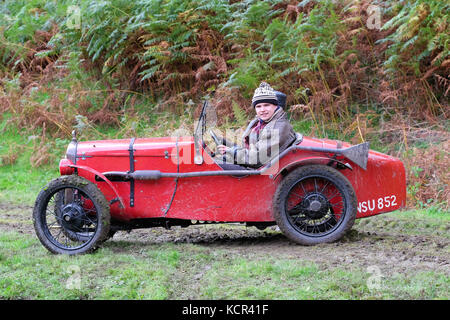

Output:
xmin=209 ymin=130 xmax=226 ymax=162
xmin=202 ymin=140 xmax=215 ymax=158
xmin=209 ymin=130 xmax=221 ymax=146
xmin=200 ymin=130 xmax=220 ymax=158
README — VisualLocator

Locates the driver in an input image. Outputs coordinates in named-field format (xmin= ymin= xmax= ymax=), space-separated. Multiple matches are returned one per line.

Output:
xmin=217 ymin=82 xmax=296 ymax=168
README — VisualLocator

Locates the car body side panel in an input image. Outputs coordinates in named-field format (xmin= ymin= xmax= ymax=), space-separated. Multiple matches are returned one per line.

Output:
xmin=75 ymin=138 xmax=181 ymax=220
xmin=162 ymin=138 xmax=275 ymax=221
xmin=70 ymin=136 xmax=406 ymax=222
xmin=343 ymin=150 xmax=406 ymax=218
xmin=165 ymin=174 xmax=277 ymax=222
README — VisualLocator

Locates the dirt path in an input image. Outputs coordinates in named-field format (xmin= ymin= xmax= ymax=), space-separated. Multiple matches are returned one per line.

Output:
xmin=1 ymin=202 xmax=448 ymax=277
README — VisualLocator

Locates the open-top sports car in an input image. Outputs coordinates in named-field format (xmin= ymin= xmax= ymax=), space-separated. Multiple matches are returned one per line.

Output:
xmin=33 ymin=101 xmax=406 ymax=254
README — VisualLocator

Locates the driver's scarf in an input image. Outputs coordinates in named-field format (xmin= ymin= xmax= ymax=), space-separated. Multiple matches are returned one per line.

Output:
xmin=245 ymin=106 xmax=281 ymax=148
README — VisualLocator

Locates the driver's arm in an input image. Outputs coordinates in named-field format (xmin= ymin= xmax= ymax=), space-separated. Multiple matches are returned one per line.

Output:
xmin=218 ymin=136 xmax=236 ymax=148
xmin=227 ymin=120 xmax=295 ymax=167
xmin=232 ymin=129 xmax=280 ymax=167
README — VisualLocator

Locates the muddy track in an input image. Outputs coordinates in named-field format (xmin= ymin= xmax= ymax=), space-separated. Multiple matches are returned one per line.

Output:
xmin=1 ymin=203 xmax=448 ymax=277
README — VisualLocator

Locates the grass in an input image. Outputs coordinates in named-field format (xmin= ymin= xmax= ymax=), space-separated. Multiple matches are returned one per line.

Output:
xmin=0 ymin=232 xmax=174 ymax=299
xmin=0 ymin=225 xmax=448 ymax=300
xmin=0 ymin=115 xmax=60 ymax=204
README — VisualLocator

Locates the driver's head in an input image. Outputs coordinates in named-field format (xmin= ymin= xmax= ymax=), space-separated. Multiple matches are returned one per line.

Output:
xmin=252 ymin=82 xmax=281 ymax=122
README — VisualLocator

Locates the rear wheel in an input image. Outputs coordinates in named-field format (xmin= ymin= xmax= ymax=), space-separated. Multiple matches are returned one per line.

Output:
xmin=33 ymin=175 xmax=110 ymax=254
xmin=273 ymin=165 xmax=356 ymax=245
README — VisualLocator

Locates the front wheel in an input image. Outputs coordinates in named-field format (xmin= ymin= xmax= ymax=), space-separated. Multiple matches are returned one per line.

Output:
xmin=273 ymin=165 xmax=357 ymax=245
xmin=33 ymin=175 xmax=110 ymax=255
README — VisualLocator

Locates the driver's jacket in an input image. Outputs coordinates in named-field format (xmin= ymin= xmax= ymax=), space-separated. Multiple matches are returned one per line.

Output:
xmin=224 ymin=108 xmax=296 ymax=168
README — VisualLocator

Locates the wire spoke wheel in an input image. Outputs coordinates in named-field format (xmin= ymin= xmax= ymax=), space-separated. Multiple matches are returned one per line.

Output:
xmin=286 ymin=177 xmax=345 ymax=237
xmin=46 ymin=188 xmax=98 ymax=248
xmin=33 ymin=175 xmax=110 ymax=255
xmin=54 ymin=189 xmax=97 ymax=242
xmin=274 ymin=165 xmax=357 ymax=245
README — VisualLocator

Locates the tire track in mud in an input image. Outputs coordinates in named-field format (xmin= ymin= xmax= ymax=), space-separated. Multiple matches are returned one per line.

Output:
xmin=0 ymin=203 xmax=35 ymax=235
xmin=1 ymin=203 xmax=448 ymax=276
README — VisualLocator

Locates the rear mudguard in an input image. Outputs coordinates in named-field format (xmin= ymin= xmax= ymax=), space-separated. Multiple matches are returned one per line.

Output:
xmin=272 ymin=157 xmax=351 ymax=180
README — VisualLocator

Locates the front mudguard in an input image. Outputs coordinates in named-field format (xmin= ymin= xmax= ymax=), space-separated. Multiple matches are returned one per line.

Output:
xmin=67 ymin=164 xmax=126 ymax=210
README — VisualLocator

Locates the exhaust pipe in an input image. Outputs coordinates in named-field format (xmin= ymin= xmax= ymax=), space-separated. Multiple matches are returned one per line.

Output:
xmin=295 ymin=142 xmax=370 ymax=170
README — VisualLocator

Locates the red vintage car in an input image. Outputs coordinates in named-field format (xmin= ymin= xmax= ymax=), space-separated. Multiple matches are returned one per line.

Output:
xmin=33 ymin=101 xmax=406 ymax=254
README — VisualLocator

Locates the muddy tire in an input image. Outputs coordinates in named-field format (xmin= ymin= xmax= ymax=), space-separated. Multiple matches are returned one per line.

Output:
xmin=273 ymin=165 xmax=357 ymax=245
xmin=33 ymin=175 xmax=110 ymax=255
